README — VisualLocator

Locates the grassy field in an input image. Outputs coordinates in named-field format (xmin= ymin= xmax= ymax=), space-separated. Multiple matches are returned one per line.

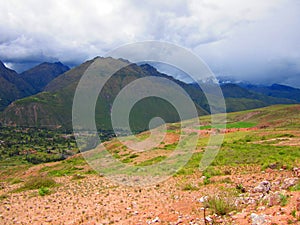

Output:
xmin=1 ymin=104 xmax=300 ymax=181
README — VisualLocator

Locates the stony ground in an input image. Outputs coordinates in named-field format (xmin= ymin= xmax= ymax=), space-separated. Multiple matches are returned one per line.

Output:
xmin=1 ymin=166 xmax=299 ymax=225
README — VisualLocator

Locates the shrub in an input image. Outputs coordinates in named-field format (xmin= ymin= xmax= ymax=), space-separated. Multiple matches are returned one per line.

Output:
xmin=71 ymin=174 xmax=85 ymax=180
xmin=279 ymin=193 xmax=289 ymax=206
xmin=204 ymin=190 xmax=237 ymax=215
xmin=17 ymin=176 xmax=57 ymax=191
xmin=38 ymin=187 xmax=50 ymax=196
xmin=182 ymin=183 xmax=199 ymax=191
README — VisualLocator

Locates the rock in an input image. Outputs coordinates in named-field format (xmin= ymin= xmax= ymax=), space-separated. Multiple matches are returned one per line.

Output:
xmin=152 ymin=217 xmax=160 ymax=223
xmin=250 ymin=213 xmax=266 ymax=225
xmin=268 ymin=163 xmax=278 ymax=169
xmin=268 ymin=193 xmax=281 ymax=207
xmin=205 ymin=216 xmax=213 ymax=223
xmin=297 ymin=198 xmax=300 ymax=211
xmin=254 ymin=181 xmax=271 ymax=194
xmin=293 ymin=167 xmax=300 ymax=177
xmin=281 ymin=178 xmax=298 ymax=189
xmin=199 ymin=196 xmax=208 ymax=203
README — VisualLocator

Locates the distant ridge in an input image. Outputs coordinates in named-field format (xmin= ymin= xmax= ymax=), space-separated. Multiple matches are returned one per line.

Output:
xmin=21 ymin=62 xmax=69 ymax=93
xmin=0 ymin=60 xmax=69 ymax=111
xmin=0 ymin=57 xmax=299 ymax=130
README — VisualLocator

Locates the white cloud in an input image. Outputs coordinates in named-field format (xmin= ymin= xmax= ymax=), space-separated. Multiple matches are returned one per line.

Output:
xmin=0 ymin=0 xmax=299 ymax=87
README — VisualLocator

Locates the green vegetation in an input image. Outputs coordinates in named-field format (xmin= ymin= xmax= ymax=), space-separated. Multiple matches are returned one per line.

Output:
xmin=38 ymin=187 xmax=51 ymax=196
xmin=16 ymin=176 xmax=57 ymax=192
xmin=182 ymin=183 xmax=199 ymax=191
xmin=290 ymin=180 xmax=300 ymax=191
xmin=279 ymin=193 xmax=289 ymax=206
xmin=200 ymin=121 xmax=257 ymax=130
xmin=204 ymin=189 xmax=238 ymax=215
xmin=136 ymin=156 xmax=167 ymax=166
xmin=0 ymin=127 xmax=78 ymax=165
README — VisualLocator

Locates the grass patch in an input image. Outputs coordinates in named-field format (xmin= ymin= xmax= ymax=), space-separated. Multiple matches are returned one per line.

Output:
xmin=182 ymin=183 xmax=199 ymax=191
xmin=71 ymin=174 xmax=86 ymax=180
xmin=15 ymin=176 xmax=57 ymax=192
xmin=38 ymin=187 xmax=50 ymax=196
xmin=290 ymin=180 xmax=300 ymax=191
xmin=279 ymin=193 xmax=289 ymax=206
xmin=0 ymin=194 xmax=8 ymax=200
xmin=137 ymin=156 xmax=167 ymax=166
xmin=200 ymin=121 xmax=257 ymax=130
xmin=204 ymin=189 xmax=238 ymax=215
xmin=9 ymin=177 xmax=23 ymax=184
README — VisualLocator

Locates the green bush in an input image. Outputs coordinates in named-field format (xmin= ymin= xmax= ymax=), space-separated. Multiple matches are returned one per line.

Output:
xmin=204 ymin=190 xmax=237 ymax=215
xmin=18 ymin=176 xmax=57 ymax=191
xmin=38 ymin=187 xmax=50 ymax=196
xmin=182 ymin=183 xmax=199 ymax=191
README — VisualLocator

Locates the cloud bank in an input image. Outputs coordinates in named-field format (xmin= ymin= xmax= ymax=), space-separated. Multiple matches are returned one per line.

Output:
xmin=0 ymin=0 xmax=299 ymax=87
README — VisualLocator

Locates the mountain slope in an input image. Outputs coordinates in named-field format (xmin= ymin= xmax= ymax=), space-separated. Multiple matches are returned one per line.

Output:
xmin=0 ymin=61 xmax=35 ymax=111
xmin=21 ymin=62 xmax=69 ymax=93
xmin=244 ymin=83 xmax=300 ymax=103
xmin=1 ymin=57 xmax=299 ymax=130
xmin=0 ymin=57 xmax=208 ymax=131
xmin=221 ymin=83 xmax=297 ymax=112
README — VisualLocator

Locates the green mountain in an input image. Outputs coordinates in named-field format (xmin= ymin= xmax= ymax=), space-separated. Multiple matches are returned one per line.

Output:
xmin=0 ymin=57 xmax=208 ymax=131
xmin=0 ymin=61 xmax=69 ymax=111
xmin=221 ymin=83 xmax=296 ymax=112
xmin=0 ymin=57 xmax=298 ymax=132
xmin=21 ymin=62 xmax=70 ymax=93
xmin=243 ymin=83 xmax=300 ymax=103
xmin=0 ymin=61 xmax=34 ymax=111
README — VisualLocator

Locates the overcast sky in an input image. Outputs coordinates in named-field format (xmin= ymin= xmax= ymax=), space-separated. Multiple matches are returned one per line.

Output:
xmin=0 ymin=0 xmax=300 ymax=87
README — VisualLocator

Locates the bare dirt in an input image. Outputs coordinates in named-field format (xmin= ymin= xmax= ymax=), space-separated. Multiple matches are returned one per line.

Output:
xmin=1 ymin=166 xmax=300 ymax=224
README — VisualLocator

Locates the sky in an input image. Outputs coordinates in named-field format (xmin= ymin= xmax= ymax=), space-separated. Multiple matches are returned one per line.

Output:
xmin=0 ymin=0 xmax=300 ymax=87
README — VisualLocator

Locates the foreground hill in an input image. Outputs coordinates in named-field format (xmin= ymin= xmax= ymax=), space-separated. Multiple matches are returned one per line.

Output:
xmin=0 ymin=104 xmax=299 ymax=224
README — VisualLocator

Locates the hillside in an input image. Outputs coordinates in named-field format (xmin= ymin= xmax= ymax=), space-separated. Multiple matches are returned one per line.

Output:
xmin=1 ymin=57 xmax=299 ymax=131
xmin=0 ymin=61 xmax=35 ymax=111
xmin=221 ymin=84 xmax=297 ymax=112
xmin=21 ymin=62 xmax=70 ymax=93
xmin=0 ymin=57 xmax=209 ymax=131
xmin=0 ymin=61 xmax=69 ymax=111
xmin=0 ymin=104 xmax=300 ymax=224
xmin=244 ymin=83 xmax=300 ymax=103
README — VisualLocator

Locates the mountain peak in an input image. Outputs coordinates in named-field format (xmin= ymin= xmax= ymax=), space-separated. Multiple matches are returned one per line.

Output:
xmin=0 ymin=60 xmax=5 ymax=69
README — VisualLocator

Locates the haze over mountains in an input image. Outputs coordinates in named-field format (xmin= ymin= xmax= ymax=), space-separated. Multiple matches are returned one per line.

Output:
xmin=0 ymin=57 xmax=299 ymax=131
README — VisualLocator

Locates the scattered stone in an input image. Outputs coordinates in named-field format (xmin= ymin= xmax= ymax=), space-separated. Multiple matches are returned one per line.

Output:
xmin=269 ymin=163 xmax=279 ymax=170
xmin=293 ymin=167 xmax=300 ymax=177
xmin=250 ymin=213 xmax=266 ymax=225
xmin=199 ymin=196 xmax=208 ymax=203
xmin=205 ymin=216 xmax=213 ymax=223
xmin=267 ymin=193 xmax=281 ymax=207
xmin=254 ymin=181 xmax=271 ymax=194
xmin=296 ymin=198 xmax=300 ymax=211
xmin=281 ymin=178 xmax=298 ymax=189
xmin=152 ymin=217 xmax=160 ymax=223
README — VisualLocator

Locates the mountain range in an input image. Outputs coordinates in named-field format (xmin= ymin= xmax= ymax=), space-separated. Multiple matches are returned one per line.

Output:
xmin=0 ymin=57 xmax=299 ymax=132
xmin=0 ymin=61 xmax=69 ymax=111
